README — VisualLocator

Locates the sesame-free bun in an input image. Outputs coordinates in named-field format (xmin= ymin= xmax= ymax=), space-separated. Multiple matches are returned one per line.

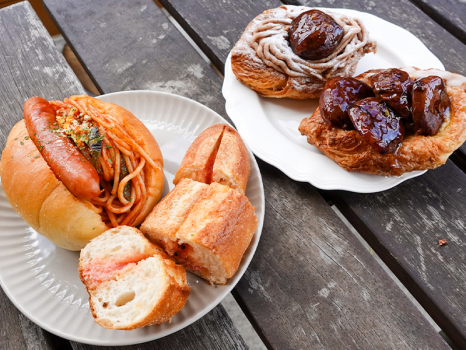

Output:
xmin=0 ymin=96 xmax=164 ymax=250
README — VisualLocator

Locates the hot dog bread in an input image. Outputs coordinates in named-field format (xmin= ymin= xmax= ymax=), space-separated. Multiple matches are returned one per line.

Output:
xmin=0 ymin=95 xmax=164 ymax=250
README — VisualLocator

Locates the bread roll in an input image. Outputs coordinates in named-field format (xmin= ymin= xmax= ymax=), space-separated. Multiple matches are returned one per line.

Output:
xmin=141 ymin=180 xmax=257 ymax=285
xmin=79 ymin=226 xmax=190 ymax=330
xmin=174 ymin=124 xmax=250 ymax=194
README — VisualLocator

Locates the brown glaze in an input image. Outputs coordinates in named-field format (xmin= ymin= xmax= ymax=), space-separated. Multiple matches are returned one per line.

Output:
xmin=370 ymin=68 xmax=414 ymax=121
xmin=289 ymin=10 xmax=344 ymax=60
xmin=319 ymin=77 xmax=374 ymax=130
xmin=411 ymin=76 xmax=451 ymax=136
xmin=348 ymin=97 xmax=405 ymax=153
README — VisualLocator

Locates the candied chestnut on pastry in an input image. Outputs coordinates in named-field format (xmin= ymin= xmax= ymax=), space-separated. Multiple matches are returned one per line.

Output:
xmin=299 ymin=67 xmax=466 ymax=176
xmin=412 ymin=76 xmax=451 ymax=136
xmin=289 ymin=10 xmax=344 ymax=60
xmin=370 ymin=68 xmax=414 ymax=121
xmin=348 ymin=98 xmax=404 ymax=154
xmin=231 ymin=6 xmax=376 ymax=99
xmin=320 ymin=77 xmax=374 ymax=130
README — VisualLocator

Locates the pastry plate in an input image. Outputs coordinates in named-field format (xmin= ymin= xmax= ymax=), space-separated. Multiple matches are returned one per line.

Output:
xmin=223 ymin=7 xmax=444 ymax=193
xmin=0 ymin=91 xmax=264 ymax=346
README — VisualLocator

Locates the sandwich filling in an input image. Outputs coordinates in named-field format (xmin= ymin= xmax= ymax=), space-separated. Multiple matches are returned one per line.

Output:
xmin=50 ymin=96 xmax=160 ymax=227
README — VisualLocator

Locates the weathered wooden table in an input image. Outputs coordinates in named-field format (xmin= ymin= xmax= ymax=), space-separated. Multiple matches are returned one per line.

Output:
xmin=1 ymin=0 xmax=466 ymax=349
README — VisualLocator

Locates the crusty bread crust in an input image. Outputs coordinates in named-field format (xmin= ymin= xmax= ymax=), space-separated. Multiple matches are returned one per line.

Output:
xmin=80 ymin=226 xmax=190 ymax=330
xmin=0 ymin=96 xmax=164 ymax=250
xmin=0 ymin=121 xmax=107 ymax=250
xmin=141 ymin=181 xmax=257 ymax=285
xmin=174 ymin=124 xmax=250 ymax=193
xmin=298 ymin=70 xmax=466 ymax=176
xmin=212 ymin=126 xmax=250 ymax=194
xmin=173 ymin=124 xmax=224 ymax=185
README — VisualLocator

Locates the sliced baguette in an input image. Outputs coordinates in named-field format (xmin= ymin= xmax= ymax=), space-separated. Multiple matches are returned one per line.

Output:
xmin=79 ymin=226 xmax=190 ymax=329
xmin=141 ymin=181 xmax=257 ymax=285
xmin=173 ymin=124 xmax=250 ymax=194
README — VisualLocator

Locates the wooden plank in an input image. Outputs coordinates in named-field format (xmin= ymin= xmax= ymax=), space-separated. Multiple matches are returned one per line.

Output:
xmin=0 ymin=3 xmax=81 ymax=349
xmin=71 ymin=307 xmax=247 ymax=350
xmin=409 ymin=0 xmax=466 ymax=47
xmin=42 ymin=0 xmax=226 ymax=115
xmin=329 ymin=161 xmax=466 ymax=349
xmin=0 ymin=2 xmax=246 ymax=349
xmin=42 ymin=0 xmax=453 ymax=348
xmin=158 ymin=0 xmax=282 ymax=74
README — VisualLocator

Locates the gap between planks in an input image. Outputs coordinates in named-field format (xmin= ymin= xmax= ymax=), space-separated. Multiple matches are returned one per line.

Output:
xmin=148 ymin=1 xmax=460 ymax=348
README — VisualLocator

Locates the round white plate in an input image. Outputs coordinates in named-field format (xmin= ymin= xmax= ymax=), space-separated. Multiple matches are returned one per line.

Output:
xmin=223 ymin=7 xmax=445 ymax=193
xmin=0 ymin=91 xmax=264 ymax=346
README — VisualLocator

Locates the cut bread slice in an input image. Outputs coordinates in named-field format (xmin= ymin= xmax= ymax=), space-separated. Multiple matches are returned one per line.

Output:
xmin=79 ymin=226 xmax=190 ymax=329
xmin=173 ymin=124 xmax=224 ymax=185
xmin=173 ymin=124 xmax=250 ymax=194
xmin=140 ymin=178 xmax=208 ymax=255
xmin=141 ymin=181 xmax=257 ymax=285
xmin=212 ymin=126 xmax=250 ymax=194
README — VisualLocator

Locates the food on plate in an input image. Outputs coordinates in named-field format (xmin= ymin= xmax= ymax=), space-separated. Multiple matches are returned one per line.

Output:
xmin=79 ymin=226 xmax=190 ymax=330
xmin=299 ymin=67 xmax=466 ymax=176
xmin=320 ymin=77 xmax=374 ymax=129
xmin=141 ymin=179 xmax=258 ymax=285
xmin=231 ymin=5 xmax=376 ymax=99
xmin=0 ymin=95 xmax=164 ymax=250
xmin=348 ymin=97 xmax=405 ymax=153
xmin=289 ymin=10 xmax=344 ymax=60
xmin=174 ymin=124 xmax=250 ymax=194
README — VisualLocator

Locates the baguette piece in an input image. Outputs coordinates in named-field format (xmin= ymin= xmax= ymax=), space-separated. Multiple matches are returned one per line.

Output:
xmin=141 ymin=181 xmax=257 ymax=285
xmin=173 ymin=124 xmax=250 ymax=194
xmin=79 ymin=226 xmax=190 ymax=330
xmin=140 ymin=178 xmax=209 ymax=255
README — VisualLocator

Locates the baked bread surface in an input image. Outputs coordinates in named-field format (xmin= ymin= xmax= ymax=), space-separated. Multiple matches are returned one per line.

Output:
xmin=174 ymin=124 xmax=250 ymax=194
xmin=79 ymin=226 xmax=190 ymax=330
xmin=298 ymin=68 xmax=466 ymax=175
xmin=231 ymin=5 xmax=376 ymax=99
xmin=141 ymin=180 xmax=258 ymax=285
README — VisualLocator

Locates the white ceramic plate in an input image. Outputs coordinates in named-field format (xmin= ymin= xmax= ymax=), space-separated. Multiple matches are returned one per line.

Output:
xmin=223 ymin=8 xmax=445 ymax=193
xmin=0 ymin=91 xmax=264 ymax=346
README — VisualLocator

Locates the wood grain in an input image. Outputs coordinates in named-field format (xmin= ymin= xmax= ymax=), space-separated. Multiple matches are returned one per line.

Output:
xmin=409 ymin=0 xmax=466 ymax=46
xmin=70 ymin=307 xmax=247 ymax=350
xmin=0 ymin=2 xmax=246 ymax=349
xmin=158 ymin=0 xmax=282 ymax=74
xmin=42 ymin=0 xmax=453 ymax=348
xmin=0 ymin=3 xmax=82 ymax=349
xmin=329 ymin=161 xmax=466 ymax=348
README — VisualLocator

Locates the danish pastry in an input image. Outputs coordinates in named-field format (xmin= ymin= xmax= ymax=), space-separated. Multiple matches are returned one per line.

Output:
xmin=298 ymin=67 xmax=466 ymax=176
xmin=231 ymin=6 xmax=376 ymax=99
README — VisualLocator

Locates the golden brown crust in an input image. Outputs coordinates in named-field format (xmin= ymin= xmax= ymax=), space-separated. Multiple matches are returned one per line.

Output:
xmin=75 ymin=96 xmax=164 ymax=225
xmin=298 ymin=71 xmax=466 ymax=176
xmin=213 ymin=126 xmax=250 ymax=194
xmin=173 ymin=124 xmax=224 ymax=185
xmin=174 ymin=124 xmax=251 ymax=193
xmin=0 ymin=121 xmax=108 ymax=250
xmin=231 ymin=6 xmax=376 ymax=99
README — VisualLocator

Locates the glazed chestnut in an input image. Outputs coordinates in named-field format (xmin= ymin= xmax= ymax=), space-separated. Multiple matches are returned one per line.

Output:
xmin=289 ymin=10 xmax=344 ymax=60
xmin=370 ymin=68 xmax=414 ymax=120
xmin=319 ymin=77 xmax=374 ymax=130
xmin=348 ymin=97 xmax=405 ymax=153
xmin=411 ymin=76 xmax=450 ymax=136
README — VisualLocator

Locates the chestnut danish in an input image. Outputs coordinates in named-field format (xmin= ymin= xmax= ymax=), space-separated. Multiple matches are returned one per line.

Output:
xmin=299 ymin=67 xmax=466 ymax=176
xmin=231 ymin=6 xmax=376 ymax=99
